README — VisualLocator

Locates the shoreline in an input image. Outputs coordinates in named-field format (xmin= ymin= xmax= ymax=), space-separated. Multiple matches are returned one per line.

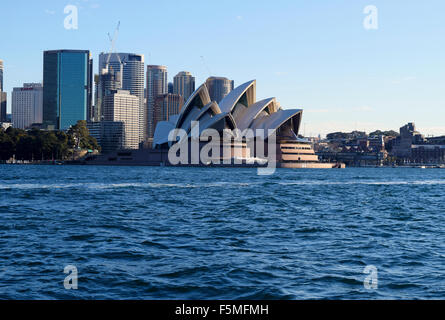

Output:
xmin=1 ymin=161 xmax=444 ymax=169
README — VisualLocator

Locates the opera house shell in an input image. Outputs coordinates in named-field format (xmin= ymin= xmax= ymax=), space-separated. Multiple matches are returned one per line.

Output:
xmin=153 ymin=80 xmax=338 ymax=168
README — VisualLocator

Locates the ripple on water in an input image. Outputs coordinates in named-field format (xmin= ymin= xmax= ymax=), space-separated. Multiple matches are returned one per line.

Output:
xmin=0 ymin=166 xmax=444 ymax=299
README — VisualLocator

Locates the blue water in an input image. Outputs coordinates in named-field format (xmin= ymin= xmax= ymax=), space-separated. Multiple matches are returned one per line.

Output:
xmin=0 ymin=165 xmax=444 ymax=300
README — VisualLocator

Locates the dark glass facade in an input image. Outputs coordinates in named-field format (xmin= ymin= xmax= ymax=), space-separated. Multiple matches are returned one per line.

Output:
xmin=0 ymin=92 xmax=6 ymax=122
xmin=43 ymin=50 xmax=92 ymax=130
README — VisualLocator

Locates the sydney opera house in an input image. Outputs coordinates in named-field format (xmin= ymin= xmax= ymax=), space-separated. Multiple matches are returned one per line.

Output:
xmin=151 ymin=80 xmax=338 ymax=169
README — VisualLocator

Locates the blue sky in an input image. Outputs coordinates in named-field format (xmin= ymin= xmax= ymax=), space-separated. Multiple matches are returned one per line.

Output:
xmin=1 ymin=0 xmax=444 ymax=136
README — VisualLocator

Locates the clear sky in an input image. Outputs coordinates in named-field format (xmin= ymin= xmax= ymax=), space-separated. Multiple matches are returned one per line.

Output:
xmin=1 ymin=0 xmax=444 ymax=136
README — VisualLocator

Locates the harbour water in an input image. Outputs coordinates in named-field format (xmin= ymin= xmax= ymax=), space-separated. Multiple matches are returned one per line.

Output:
xmin=0 ymin=165 xmax=444 ymax=300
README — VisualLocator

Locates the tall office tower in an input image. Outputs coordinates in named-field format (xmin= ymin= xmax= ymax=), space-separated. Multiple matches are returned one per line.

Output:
xmin=43 ymin=50 xmax=93 ymax=130
xmin=99 ymin=53 xmax=145 ymax=142
xmin=168 ymin=82 xmax=174 ymax=94
xmin=205 ymin=77 xmax=234 ymax=103
xmin=0 ymin=92 xmax=6 ymax=122
xmin=0 ymin=60 xmax=4 ymax=91
xmin=12 ymin=83 xmax=43 ymax=129
xmin=174 ymin=71 xmax=195 ymax=102
xmin=94 ymin=74 xmax=100 ymax=120
xmin=153 ymin=93 xmax=184 ymax=134
xmin=0 ymin=60 xmax=6 ymax=122
xmin=146 ymin=65 xmax=168 ymax=138
xmin=103 ymin=90 xmax=140 ymax=150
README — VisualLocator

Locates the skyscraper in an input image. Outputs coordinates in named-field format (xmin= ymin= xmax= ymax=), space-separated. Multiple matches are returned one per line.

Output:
xmin=0 ymin=92 xmax=6 ymax=123
xmin=0 ymin=60 xmax=6 ymax=122
xmin=12 ymin=83 xmax=43 ymax=129
xmin=0 ymin=60 xmax=4 ymax=92
xmin=95 ymin=65 xmax=121 ymax=122
xmin=103 ymin=90 xmax=140 ymax=150
xmin=99 ymin=53 xmax=145 ymax=143
xmin=205 ymin=77 xmax=234 ymax=103
xmin=173 ymin=71 xmax=195 ymax=102
xmin=43 ymin=50 xmax=93 ymax=130
xmin=146 ymin=65 xmax=167 ymax=138
xmin=153 ymin=93 xmax=184 ymax=134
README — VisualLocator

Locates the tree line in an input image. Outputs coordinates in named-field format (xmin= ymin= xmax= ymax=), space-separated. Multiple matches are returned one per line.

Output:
xmin=327 ymin=130 xmax=399 ymax=141
xmin=0 ymin=121 xmax=100 ymax=161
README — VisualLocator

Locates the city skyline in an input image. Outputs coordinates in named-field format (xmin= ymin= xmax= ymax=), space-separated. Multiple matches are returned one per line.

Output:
xmin=1 ymin=0 xmax=445 ymax=136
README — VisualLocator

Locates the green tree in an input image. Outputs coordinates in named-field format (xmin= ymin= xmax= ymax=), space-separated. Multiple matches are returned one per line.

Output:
xmin=5 ymin=127 xmax=26 ymax=156
xmin=67 ymin=120 xmax=100 ymax=151
xmin=369 ymin=130 xmax=399 ymax=137
xmin=16 ymin=135 xmax=36 ymax=161
xmin=1 ymin=122 xmax=99 ymax=162
xmin=54 ymin=131 xmax=70 ymax=160
xmin=0 ymin=130 xmax=14 ymax=161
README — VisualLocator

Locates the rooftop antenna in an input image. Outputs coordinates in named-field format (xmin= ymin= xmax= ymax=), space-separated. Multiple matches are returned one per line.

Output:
xmin=200 ymin=56 xmax=212 ymax=77
xmin=106 ymin=21 xmax=122 ymax=68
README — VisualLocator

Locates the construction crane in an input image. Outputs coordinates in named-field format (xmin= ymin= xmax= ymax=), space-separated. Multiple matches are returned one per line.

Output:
xmin=106 ymin=21 xmax=122 ymax=69
xmin=200 ymin=56 xmax=212 ymax=77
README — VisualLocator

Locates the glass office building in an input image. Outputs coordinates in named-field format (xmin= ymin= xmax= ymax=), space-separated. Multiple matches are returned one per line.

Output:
xmin=43 ymin=50 xmax=93 ymax=130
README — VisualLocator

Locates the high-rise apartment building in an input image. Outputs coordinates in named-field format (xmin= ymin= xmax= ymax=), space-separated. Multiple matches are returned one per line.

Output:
xmin=146 ymin=65 xmax=168 ymax=138
xmin=99 ymin=53 xmax=145 ymax=142
xmin=153 ymin=93 xmax=184 ymax=134
xmin=42 ymin=50 xmax=93 ymax=130
xmin=206 ymin=77 xmax=234 ymax=103
xmin=103 ymin=90 xmax=139 ymax=150
xmin=173 ymin=71 xmax=195 ymax=102
xmin=12 ymin=83 xmax=43 ymax=129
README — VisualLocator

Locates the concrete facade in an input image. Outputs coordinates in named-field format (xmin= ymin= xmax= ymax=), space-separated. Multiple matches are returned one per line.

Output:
xmin=173 ymin=71 xmax=195 ymax=102
xmin=12 ymin=83 xmax=43 ymax=129
xmin=103 ymin=90 xmax=139 ymax=150
xmin=146 ymin=65 xmax=168 ymax=139
xmin=153 ymin=93 xmax=184 ymax=137
xmin=205 ymin=77 xmax=234 ymax=103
